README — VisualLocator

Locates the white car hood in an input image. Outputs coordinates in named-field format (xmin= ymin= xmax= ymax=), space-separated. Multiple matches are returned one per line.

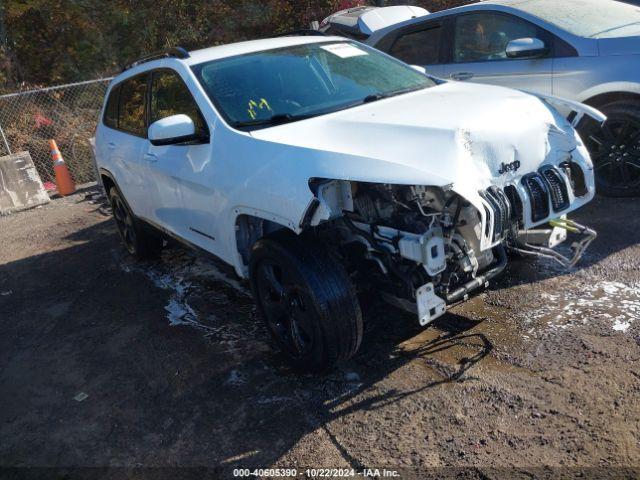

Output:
xmin=321 ymin=6 xmax=429 ymax=36
xmin=357 ymin=6 xmax=430 ymax=35
xmin=250 ymin=82 xmax=579 ymax=200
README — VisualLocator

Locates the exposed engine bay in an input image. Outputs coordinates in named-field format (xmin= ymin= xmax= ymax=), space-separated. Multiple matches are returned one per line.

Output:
xmin=309 ymin=174 xmax=596 ymax=326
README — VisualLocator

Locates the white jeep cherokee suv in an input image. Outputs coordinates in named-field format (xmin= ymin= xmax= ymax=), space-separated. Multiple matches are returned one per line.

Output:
xmin=96 ymin=35 xmax=600 ymax=372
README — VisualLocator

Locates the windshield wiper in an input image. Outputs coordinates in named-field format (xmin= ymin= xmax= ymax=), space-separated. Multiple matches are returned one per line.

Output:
xmin=362 ymin=86 xmax=427 ymax=104
xmin=232 ymin=113 xmax=315 ymax=128
xmin=363 ymin=93 xmax=387 ymax=103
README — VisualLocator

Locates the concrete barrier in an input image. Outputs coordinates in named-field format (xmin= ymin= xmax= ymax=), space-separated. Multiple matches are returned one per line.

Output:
xmin=0 ymin=151 xmax=50 ymax=215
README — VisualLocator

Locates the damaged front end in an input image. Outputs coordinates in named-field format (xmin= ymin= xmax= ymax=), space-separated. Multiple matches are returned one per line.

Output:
xmin=307 ymin=173 xmax=596 ymax=326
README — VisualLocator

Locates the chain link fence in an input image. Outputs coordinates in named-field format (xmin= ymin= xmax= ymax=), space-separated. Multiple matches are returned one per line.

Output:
xmin=0 ymin=78 xmax=112 ymax=185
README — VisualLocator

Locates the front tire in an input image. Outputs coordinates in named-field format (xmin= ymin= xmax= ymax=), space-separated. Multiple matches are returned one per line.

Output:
xmin=581 ymin=100 xmax=640 ymax=197
xmin=249 ymin=231 xmax=363 ymax=373
xmin=108 ymin=187 xmax=163 ymax=260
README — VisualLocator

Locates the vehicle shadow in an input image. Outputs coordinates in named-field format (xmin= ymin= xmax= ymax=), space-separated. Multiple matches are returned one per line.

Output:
xmin=324 ymin=308 xmax=491 ymax=419
xmin=0 ymin=218 xmax=492 ymax=477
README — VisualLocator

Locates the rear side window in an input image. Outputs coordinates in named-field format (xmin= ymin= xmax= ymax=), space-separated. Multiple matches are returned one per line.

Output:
xmin=118 ymin=75 xmax=148 ymax=136
xmin=103 ymin=85 xmax=119 ymax=129
xmin=390 ymin=26 xmax=442 ymax=65
xmin=150 ymin=70 xmax=208 ymax=136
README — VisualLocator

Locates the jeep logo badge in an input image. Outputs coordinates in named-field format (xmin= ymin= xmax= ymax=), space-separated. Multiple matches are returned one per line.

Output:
xmin=498 ymin=160 xmax=521 ymax=175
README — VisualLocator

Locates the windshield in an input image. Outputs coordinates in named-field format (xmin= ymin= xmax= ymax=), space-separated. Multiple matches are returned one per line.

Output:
xmin=191 ymin=41 xmax=435 ymax=130
xmin=516 ymin=0 xmax=640 ymax=38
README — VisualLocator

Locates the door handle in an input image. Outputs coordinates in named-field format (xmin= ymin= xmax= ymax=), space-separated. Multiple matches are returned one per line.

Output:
xmin=144 ymin=153 xmax=158 ymax=163
xmin=107 ymin=142 xmax=117 ymax=150
xmin=450 ymin=72 xmax=474 ymax=81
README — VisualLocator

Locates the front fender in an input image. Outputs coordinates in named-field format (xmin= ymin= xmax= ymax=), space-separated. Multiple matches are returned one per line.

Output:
xmin=522 ymin=90 xmax=607 ymax=127
xmin=226 ymin=205 xmax=302 ymax=278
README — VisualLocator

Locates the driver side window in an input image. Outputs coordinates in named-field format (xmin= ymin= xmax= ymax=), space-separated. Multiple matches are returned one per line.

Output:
xmin=454 ymin=12 xmax=539 ymax=63
xmin=150 ymin=70 xmax=209 ymax=136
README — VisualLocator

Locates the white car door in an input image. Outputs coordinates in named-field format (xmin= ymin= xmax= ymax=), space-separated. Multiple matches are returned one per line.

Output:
xmin=439 ymin=11 xmax=553 ymax=94
xmin=144 ymin=69 xmax=216 ymax=248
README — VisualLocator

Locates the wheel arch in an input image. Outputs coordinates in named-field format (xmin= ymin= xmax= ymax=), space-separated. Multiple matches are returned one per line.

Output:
xmin=99 ymin=168 xmax=117 ymax=195
xmin=581 ymin=90 xmax=640 ymax=109
xmin=100 ymin=168 xmax=137 ymax=211
xmin=231 ymin=208 xmax=302 ymax=278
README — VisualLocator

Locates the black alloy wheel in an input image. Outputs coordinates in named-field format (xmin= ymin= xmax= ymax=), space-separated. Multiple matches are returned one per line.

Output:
xmin=108 ymin=187 xmax=163 ymax=259
xmin=110 ymin=189 xmax=137 ymax=254
xmin=583 ymin=101 xmax=640 ymax=197
xmin=254 ymin=260 xmax=314 ymax=358
xmin=249 ymin=231 xmax=363 ymax=373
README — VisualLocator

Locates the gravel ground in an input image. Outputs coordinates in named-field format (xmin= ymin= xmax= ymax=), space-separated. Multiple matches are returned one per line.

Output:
xmin=0 ymin=187 xmax=638 ymax=479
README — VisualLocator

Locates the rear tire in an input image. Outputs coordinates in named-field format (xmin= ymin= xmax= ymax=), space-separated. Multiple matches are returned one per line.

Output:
xmin=249 ymin=231 xmax=363 ymax=373
xmin=580 ymin=100 xmax=640 ymax=197
xmin=108 ymin=187 xmax=163 ymax=260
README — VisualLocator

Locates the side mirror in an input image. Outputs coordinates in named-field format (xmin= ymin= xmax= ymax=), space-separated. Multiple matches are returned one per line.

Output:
xmin=411 ymin=65 xmax=427 ymax=75
xmin=148 ymin=114 xmax=204 ymax=146
xmin=505 ymin=37 xmax=548 ymax=59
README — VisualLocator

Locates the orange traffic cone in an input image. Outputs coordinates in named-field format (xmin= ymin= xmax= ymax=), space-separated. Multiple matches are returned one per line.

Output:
xmin=49 ymin=139 xmax=76 ymax=196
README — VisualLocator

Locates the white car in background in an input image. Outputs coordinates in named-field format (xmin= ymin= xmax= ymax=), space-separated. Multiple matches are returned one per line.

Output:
xmin=326 ymin=0 xmax=640 ymax=197
xmin=96 ymin=36 xmax=599 ymax=372
xmin=319 ymin=5 xmax=430 ymax=39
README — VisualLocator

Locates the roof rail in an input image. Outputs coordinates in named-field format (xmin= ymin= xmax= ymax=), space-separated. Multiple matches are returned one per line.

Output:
xmin=122 ymin=47 xmax=190 ymax=72
xmin=274 ymin=29 xmax=327 ymax=37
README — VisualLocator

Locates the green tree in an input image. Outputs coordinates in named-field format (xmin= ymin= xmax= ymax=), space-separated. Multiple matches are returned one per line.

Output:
xmin=0 ymin=0 xmax=471 ymax=92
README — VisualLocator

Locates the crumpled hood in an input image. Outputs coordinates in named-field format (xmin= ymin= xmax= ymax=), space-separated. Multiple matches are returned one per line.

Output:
xmin=250 ymin=81 xmax=578 ymax=197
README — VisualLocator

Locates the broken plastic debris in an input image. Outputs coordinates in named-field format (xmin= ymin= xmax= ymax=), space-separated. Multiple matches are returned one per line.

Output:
xmin=73 ymin=392 xmax=89 ymax=402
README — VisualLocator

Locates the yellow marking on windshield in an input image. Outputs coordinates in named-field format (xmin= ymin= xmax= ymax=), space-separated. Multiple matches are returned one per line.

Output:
xmin=247 ymin=98 xmax=272 ymax=120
